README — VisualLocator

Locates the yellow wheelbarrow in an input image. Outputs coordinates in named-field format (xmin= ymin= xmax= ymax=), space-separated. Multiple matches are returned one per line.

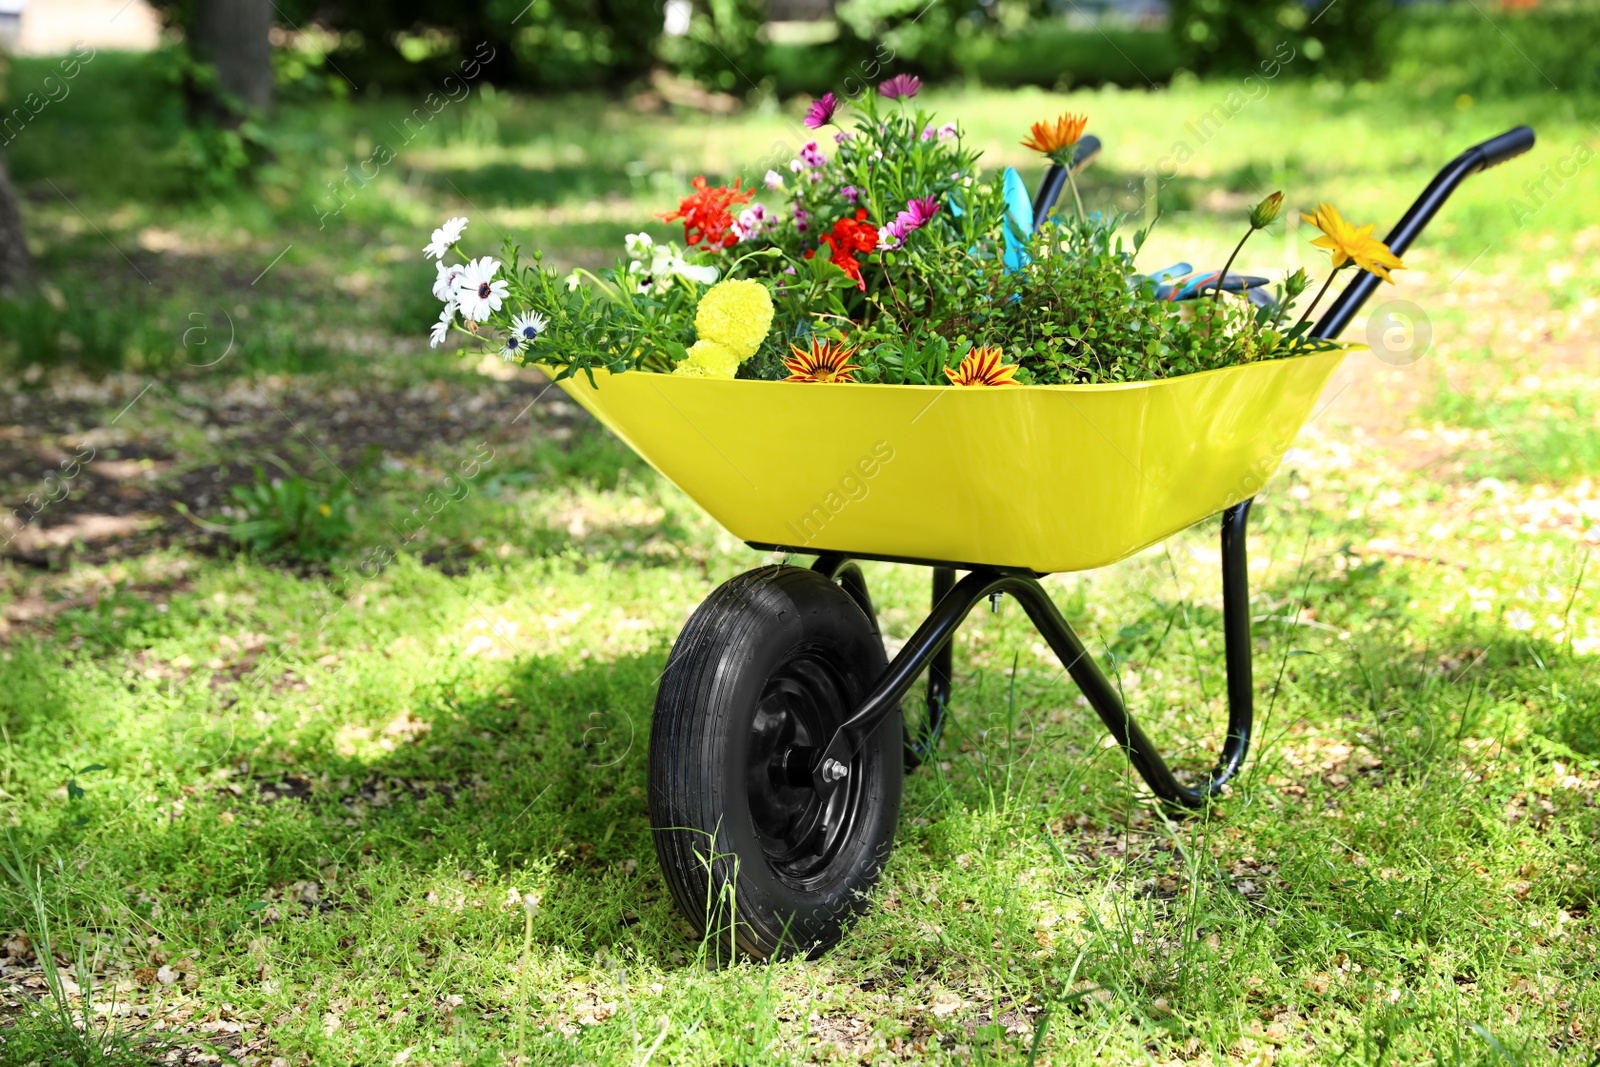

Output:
xmin=556 ymin=126 xmax=1534 ymax=959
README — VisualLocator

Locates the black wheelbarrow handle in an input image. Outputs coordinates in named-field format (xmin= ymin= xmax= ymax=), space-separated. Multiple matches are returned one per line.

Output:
xmin=1313 ymin=125 xmax=1535 ymax=340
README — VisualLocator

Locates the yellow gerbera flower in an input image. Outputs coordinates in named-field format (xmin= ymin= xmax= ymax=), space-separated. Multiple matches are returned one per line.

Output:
xmin=783 ymin=339 xmax=860 ymax=383
xmin=1301 ymin=202 xmax=1405 ymax=282
xmin=945 ymin=346 xmax=1020 ymax=387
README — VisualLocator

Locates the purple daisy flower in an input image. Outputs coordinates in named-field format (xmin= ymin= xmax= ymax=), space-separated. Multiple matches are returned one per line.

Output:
xmin=878 ymin=195 xmax=942 ymax=250
xmin=803 ymin=92 xmax=838 ymax=129
xmin=902 ymin=196 xmax=940 ymax=227
xmin=878 ymin=74 xmax=921 ymax=101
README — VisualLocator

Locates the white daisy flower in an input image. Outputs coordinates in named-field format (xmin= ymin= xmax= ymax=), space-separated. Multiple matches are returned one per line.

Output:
xmin=636 ymin=243 xmax=720 ymax=289
xmin=502 ymin=333 xmax=524 ymax=362
xmin=647 ymin=245 xmax=679 ymax=279
xmin=673 ymin=258 xmax=719 ymax=285
xmin=454 ymin=256 xmax=508 ymax=321
xmin=626 ymin=260 xmax=655 ymax=294
xmin=510 ymin=311 xmax=548 ymax=344
xmin=429 ymin=305 xmax=454 ymax=349
xmin=624 ymin=232 xmax=655 ymax=260
xmin=433 ymin=260 xmax=466 ymax=305
xmin=423 ymin=216 xmax=469 ymax=259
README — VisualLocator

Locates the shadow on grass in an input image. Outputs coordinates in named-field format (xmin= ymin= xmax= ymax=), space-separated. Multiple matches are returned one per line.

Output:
xmin=420 ymin=162 xmax=636 ymax=207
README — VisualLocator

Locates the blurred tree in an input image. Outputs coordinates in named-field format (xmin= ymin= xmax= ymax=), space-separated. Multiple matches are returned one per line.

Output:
xmin=0 ymin=159 xmax=24 ymax=291
xmin=146 ymin=0 xmax=276 ymax=191
xmin=150 ymin=0 xmax=275 ymax=115
xmin=0 ymin=52 xmax=29 ymax=293
xmin=194 ymin=0 xmax=274 ymax=112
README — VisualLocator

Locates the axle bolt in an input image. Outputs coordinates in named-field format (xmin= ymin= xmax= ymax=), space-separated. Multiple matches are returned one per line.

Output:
xmin=989 ymin=591 xmax=1003 ymax=613
xmin=820 ymin=758 xmax=849 ymax=783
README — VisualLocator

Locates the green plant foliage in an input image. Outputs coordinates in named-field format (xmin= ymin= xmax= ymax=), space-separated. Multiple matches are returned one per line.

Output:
xmin=952 ymin=25 xmax=1182 ymax=89
xmin=233 ymin=0 xmax=666 ymax=92
xmin=1170 ymin=0 xmax=1392 ymax=77
xmin=0 ymin=844 xmax=155 ymax=1067
xmin=655 ymin=0 xmax=769 ymax=95
xmin=131 ymin=25 xmax=275 ymax=195
xmin=438 ymin=90 xmax=1328 ymax=387
xmin=222 ymin=467 xmax=355 ymax=559
xmin=1391 ymin=2 xmax=1600 ymax=97
xmin=834 ymin=0 xmax=976 ymax=76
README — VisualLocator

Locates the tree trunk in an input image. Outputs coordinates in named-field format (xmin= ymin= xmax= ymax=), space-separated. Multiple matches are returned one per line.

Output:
xmin=193 ymin=0 xmax=273 ymax=114
xmin=0 ymin=152 xmax=29 ymax=293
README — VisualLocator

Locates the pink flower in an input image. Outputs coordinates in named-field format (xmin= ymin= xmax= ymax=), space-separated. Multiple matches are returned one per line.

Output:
xmin=877 ymin=196 xmax=941 ymax=250
xmin=920 ymin=124 xmax=937 ymax=142
xmin=840 ymin=185 xmax=859 ymax=204
xmin=798 ymin=141 xmax=827 ymax=169
xmin=938 ymin=122 xmax=958 ymax=142
xmin=878 ymin=74 xmax=921 ymax=100
xmin=764 ymin=169 xmax=785 ymax=190
xmin=803 ymin=93 xmax=838 ymax=129
xmin=793 ymin=206 xmax=811 ymax=234
xmin=733 ymin=203 xmax=775 ymax=241
xmin=902 ymin=196 xmax=940 ymax=228
xmin=834 ymin=130 xmax=853 ymax=145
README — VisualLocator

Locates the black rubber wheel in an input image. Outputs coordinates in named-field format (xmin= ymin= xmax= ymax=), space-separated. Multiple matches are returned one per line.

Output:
xmin=648 ymin=565 xmax=902 ymax=960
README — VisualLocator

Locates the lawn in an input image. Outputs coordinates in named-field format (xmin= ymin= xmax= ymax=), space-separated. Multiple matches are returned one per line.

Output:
xmin=0 ymin=52 xmax=1597 ymax=1066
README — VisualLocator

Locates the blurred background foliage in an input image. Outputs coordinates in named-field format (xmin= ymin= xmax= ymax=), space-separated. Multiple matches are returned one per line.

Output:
xmin=128 ymin=0 xmax=1600 ymax=98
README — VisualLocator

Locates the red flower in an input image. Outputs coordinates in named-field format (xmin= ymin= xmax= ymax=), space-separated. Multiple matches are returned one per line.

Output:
xmin=803 ymin=209 xmax=879 ymax=290
xmin=659 ymin=176 xmax=754 ymax=249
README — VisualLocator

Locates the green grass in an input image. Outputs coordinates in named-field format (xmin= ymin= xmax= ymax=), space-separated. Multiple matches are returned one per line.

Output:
xmin=2 ymin=421 xmax=1597 ymax=1064
xmin=1 ymin=50 xmax=1598 ymax=1067
xmin=1423 ymin=378 xmax=1600 ymax=484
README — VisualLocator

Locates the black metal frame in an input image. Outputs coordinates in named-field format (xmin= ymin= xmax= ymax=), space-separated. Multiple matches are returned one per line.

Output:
xmin=809 ymin=502 xmax=1253 ymax=809
xmin=790 ymin=126 xmax=1536 ymax=812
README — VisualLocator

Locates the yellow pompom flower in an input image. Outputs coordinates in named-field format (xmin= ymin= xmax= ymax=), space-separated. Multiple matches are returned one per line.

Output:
xmin=693 ymin=279 xmax=774 ymax=362
xmin=673 ymin=338 xmax=741 ymax=379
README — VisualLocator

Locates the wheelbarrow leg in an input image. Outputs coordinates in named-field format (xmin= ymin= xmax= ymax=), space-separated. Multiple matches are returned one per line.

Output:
xmin=907 ymin=566 xmax=956 ymax=768
xmin=1219 ymin=499 xmax=1254 ymax=781
xmin=809 ymin=501 xmax=1258 ymax=810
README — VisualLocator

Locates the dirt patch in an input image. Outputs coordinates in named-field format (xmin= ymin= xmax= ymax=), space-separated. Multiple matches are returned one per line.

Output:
xmin=0 ymin=366 xmax=588 ymax=571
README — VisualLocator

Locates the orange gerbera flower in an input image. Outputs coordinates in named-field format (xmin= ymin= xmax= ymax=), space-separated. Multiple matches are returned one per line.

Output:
xmin=784 ymin=339 xmax=860 ymax=383
xmin=946 ymin=346 xmax=1020 ymax=387
xmin=1300 ymin=202 xmax=1405 ymax=282
xmin=1021 ymin=112 xmax=1088 ymax=163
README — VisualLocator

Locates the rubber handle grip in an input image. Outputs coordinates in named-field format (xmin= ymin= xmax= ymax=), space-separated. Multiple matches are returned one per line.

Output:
xmin=1070 ymin=135 xmax=1102 ymax=174
xmin=1473 ymin=126 xmax=1535 ymax=170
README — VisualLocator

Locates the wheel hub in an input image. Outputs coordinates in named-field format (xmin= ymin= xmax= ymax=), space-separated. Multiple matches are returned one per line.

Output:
xmin=745 ymin=653 xmax=863 ymax=882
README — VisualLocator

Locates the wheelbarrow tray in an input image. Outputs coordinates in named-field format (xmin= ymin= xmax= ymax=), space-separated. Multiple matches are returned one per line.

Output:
xmin=554 ymin=348 xmax=1345 ymax=574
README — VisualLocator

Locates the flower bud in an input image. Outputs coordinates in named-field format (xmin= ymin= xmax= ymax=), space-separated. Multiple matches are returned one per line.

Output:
xmin=1250 ymin=191 xmax=1285 ymax=230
